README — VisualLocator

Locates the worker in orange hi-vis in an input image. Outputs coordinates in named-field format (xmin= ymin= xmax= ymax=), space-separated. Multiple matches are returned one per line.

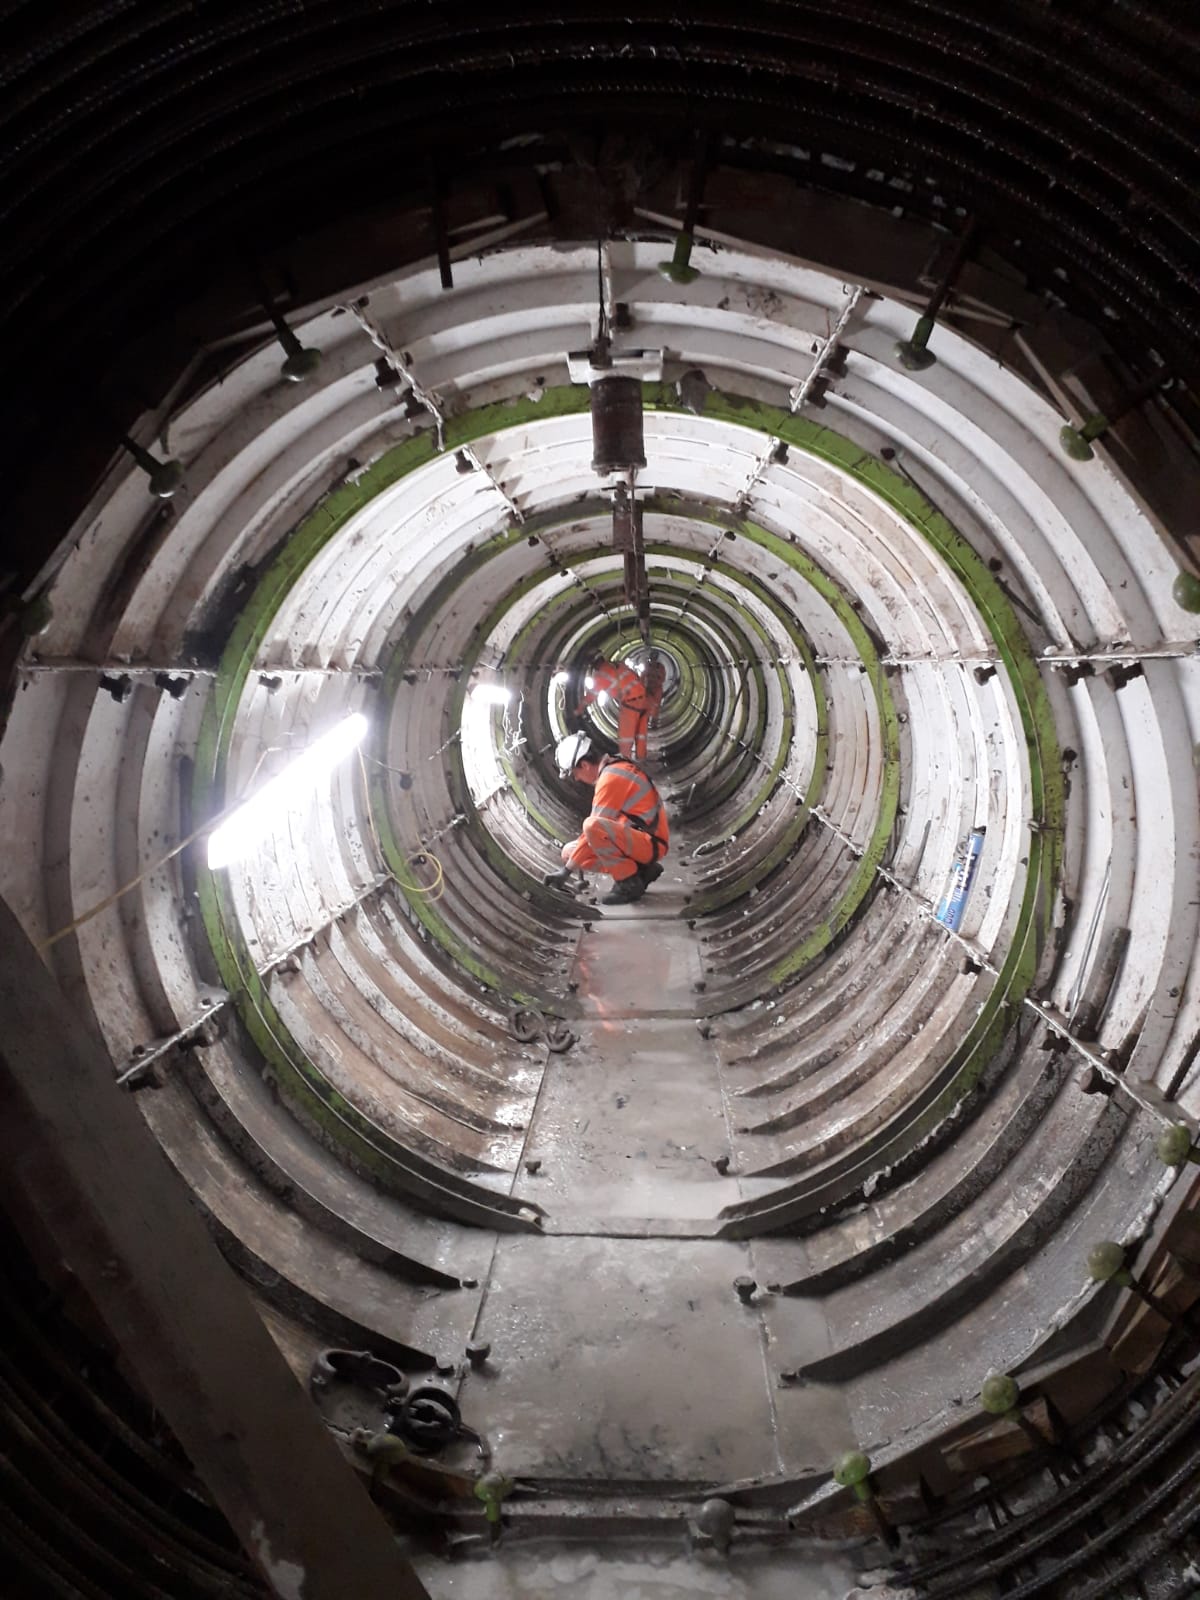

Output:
xmin=576 ymin=654 xmax=649 ymax=760
xmin=640 ymin=650 xmax=667 ymax=728
xmin=543 ymin=733 xmax=669 ymax=905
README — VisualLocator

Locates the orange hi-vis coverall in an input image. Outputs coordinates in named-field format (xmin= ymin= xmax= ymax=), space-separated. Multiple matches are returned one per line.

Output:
xmin=562 ymin=757 xmax=669 ymax=882
xmin=580 ymin=660 xmax=649 ymax=760
xmin=641 ymin=657 xmax=667 ymax=724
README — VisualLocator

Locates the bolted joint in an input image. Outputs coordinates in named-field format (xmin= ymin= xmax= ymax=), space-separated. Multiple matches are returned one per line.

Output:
xmin=15 ymin=592 xmax=53 ymax=637
xmin=1059 ymin=422 xmax=1099 ymax=461
xmin=733 ymin=1275 xmax=757 ymax=1304
xmin=659 ymin=231 xmax=701 ymax=285
xmin=1158 ymin=1122 xmax=1200 ymax=1166
xmin=267 ymin=304 xmax=322 ymax=382
xmin=280 ymin=342 xmax=322 ymax=383
xmin=1087 ymin=1239 xmax=1132 ymax=1286
xmin=695 ymin=1496 xmax=735 ymax=1554
xmin=980 ymin=1373 xmax=1020 ymax=1417
xmin=834 ymin=1448 xmax=873 ymax=1499
xmin=122 ymin=435 xmax=185 ymax=498
xmin=474 ymin=1469 xmax=515 ymax=1544
xmin=895 ymin=313 xmax=938 ymax=371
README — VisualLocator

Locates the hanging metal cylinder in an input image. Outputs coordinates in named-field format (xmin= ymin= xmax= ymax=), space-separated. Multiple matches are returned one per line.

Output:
xmin=590 ymin=376 xmax=645 ymax=475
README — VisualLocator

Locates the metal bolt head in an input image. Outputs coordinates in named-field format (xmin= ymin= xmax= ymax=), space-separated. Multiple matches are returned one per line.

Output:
xmin=465 ymin=1340 xmax=491 ymax=1369
xmin=1087 ymin=1240 xmax=1127 ymax=1282
xmin=524 ymin=1157 xmax=542 ymax=1175
xmin=696 ymin=1497 xmax=735 ymax=1537
xmin=834 ymin=1449 xmax=871 ymax=1488
xmin=895 ymin=338 xmax=937 ymax=372
xmin=980 ymin=1373 xmax=1019 ymax=1415
xmin=147 ymin=458 xmax=185 ymax=498
xmin=733 ymin=1275 xmax=757 ymax=1304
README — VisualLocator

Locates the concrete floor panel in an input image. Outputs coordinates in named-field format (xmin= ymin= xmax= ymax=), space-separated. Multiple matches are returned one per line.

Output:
xmin=522 ymin=1016 xmax=736 ymax=1225
xmin=460 ymin=1235 xmax=782 ymax=1483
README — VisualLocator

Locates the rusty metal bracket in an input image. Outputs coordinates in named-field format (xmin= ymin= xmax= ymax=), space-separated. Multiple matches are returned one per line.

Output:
xmin=509 ymin=1005 xmax=577 ymax=1053
xmin=310 ymin=1348 xmax=410 ymax=1403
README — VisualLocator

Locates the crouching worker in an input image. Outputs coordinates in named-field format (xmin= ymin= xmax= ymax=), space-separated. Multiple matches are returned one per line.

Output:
xmin=543 ymin=732 xmax=669 ymax=906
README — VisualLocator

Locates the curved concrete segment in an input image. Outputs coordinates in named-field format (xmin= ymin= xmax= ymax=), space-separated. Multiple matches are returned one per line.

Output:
xmin=1 ymin=238 xmax=1197 ymax=1526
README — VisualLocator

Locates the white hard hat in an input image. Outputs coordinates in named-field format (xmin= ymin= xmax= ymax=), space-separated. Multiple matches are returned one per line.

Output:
xmin=555 ymin=732 xmax=593 ymax=775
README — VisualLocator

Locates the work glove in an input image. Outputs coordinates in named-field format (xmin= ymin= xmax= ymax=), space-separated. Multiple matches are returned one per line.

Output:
xmin=542 ymin=866 xmax=574 ymax=888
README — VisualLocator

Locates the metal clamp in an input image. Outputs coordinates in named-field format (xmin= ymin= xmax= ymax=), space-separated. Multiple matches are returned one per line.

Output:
xmin=310 ymin=1348 xmax=408 ymax=1403
xmin=509 ymin=1006 xmax=576 ymax=1054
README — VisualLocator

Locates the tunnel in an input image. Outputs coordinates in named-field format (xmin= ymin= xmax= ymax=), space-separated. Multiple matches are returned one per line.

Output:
xmin=1 ymin=6 xmax=1199 ymax=1599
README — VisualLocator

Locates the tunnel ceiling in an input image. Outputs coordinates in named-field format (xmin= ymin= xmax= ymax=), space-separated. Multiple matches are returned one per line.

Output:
xmin=3 ymin=0 xmax=1200 ymax=508
xmin=2 ymin=2 xmax=1200 ymax=1585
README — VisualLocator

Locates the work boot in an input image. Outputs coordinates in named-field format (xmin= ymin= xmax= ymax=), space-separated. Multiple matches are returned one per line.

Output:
xmin=542 ymin=866 xmax=573 ymax=889
xmin=639 ymin=860 xmax=664 ymax=887
xmin=602 ymin=873 xmax=647 ymax=906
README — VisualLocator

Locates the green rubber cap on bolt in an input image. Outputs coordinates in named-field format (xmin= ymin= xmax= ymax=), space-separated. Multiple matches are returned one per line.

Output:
xmin=658 ymin=232 xmax=701 ymax=285
xmin=834 ymin=1449 xmax=872 ymax=1489
xmin=281 ymin=346 xmax=322 ymax=383
xmin=980 ymin=1373 xmax=1019 ymax=1415
xmin=147 ymin=458 xmax=185 ymax=498
xmin=1059 ymin=423 xmax=1097 ymax=461
xmin=1087 ymin=1240 xmax=1130 ymax=1283
xmin=18 ymin=592 xmax=53 ymax=638
xmin=473 ymin=1471 xmax=514 ymax=1521
xmin=895 ymin=313 xmax=938 ymax=371
xmin=1171 ymin=571 xmax=1200 ymax=614
xmin=1157 ymin=1122 xmax=1198 ymax=1165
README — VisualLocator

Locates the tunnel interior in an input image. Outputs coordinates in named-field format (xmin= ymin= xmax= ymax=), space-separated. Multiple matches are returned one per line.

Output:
xmin=2 ymin=6 xmax=1200 ymax=1597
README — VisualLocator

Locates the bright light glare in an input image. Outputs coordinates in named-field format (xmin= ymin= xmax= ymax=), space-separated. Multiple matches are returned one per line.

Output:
xmin=469 ymin=683 xmax=513 ymax=706
xmin=584 ymin=675 xmax=595 ymax=690
xmin=551 ymin=670 xmax=571 ymax=686
xmin=207 ymin=713 xmax=368 ymax=869
xmin=598 ymin=690 xmax=611 ymax=706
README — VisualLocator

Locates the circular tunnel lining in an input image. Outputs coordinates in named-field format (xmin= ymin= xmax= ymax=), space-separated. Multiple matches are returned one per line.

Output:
xmin=2 ymin=238 xmax=1197 ymax=1483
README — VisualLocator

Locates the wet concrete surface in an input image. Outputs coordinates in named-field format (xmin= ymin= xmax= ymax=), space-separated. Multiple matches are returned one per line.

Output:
xmin=413 ymin=1544 xmax=858 ymax=1598
xmin=514 ymin=857 xmax=750 ymax=1228
xmin=454 ymin=838 xmax=855 ymax=1487
xmin=460 ymin=1234 xmax=778 ymax=1481
xmin=522 ymin=1010 xmax=736 ymax=1226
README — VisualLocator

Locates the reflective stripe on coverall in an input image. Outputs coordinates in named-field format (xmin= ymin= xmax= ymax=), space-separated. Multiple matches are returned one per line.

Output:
xmin=582 ymin=661 xmax=648 ymax=759
xmin=562 ymin=758 xmax=669 ymax=881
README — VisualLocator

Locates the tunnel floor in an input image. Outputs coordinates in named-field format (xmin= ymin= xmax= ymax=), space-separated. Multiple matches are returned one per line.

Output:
xmin=450 ymin=784 xmax=859 ymax=1485
xmin=500 ymin=798 xmax=781 ymax=1233
xmin=519 ymin=854 xmax=737 ymax=1232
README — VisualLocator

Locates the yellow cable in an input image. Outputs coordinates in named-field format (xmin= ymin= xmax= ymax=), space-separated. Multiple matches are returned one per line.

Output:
xmin=36 ymin=738 xmax=447 ymax=953
xmin=37 ymin=819 xmax=214 ymax=953
xmin=357 ymin=749 xmax=445 ymax=901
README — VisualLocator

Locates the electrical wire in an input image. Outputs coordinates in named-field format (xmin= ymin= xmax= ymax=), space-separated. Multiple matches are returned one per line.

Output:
xmin=36 ymin=734 xmax=446 ymax=953
xmin=37 ymin=816 xmax=217 ymax=954
xmin=357 ymin=749 xmax=445 ymax=901
xmin=36 ymin=735 xmax=335 ymax=952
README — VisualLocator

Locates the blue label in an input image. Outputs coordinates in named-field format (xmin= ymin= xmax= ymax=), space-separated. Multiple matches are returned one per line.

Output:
xmin=935 ymin=829 xmax=986 ymax=932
